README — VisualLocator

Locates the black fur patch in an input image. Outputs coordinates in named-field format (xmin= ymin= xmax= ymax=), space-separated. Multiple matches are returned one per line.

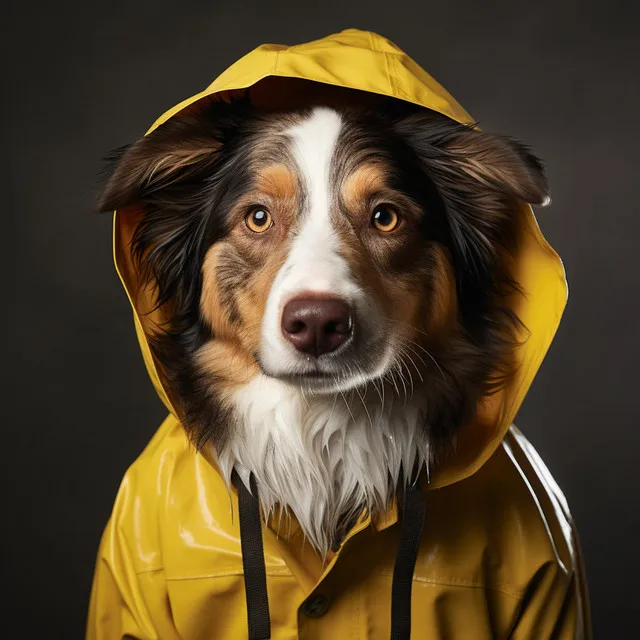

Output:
xmin=98 ymin=98 xmax=263 ymax=447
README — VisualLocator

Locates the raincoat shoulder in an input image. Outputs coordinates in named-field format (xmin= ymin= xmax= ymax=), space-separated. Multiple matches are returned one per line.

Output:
xmin=431 ymin=425 xmax=592 ymax=638
xmin=87 ymin=416 xmax=184 ymax=640
xmin=87 ymin=420 xmax=590 ymax=639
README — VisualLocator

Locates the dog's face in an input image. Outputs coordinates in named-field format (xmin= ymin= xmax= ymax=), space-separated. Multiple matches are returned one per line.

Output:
xmin=201 ymin=106 xmax=457 ymax=396
xmin=99 ymin=95 xmax=548 ymax=449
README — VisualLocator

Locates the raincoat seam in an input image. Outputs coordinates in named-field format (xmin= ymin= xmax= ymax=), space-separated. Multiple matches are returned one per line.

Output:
xmin=282 ymin=43 xmax=407 ymax=59
xmin=379 ymin=571 xmax=522 ymax=599
xmin=164 ymin=570 xmax=293 ymax=581
xmin=135 ymin=566 xmax=165 ymax=575
xmin=384 ymin=52 xmax=396 ymax=98
xmin=112 ymin=536 xmax=159 ymax=634
xmin=389 ymin=54 xmax=409 ymax=102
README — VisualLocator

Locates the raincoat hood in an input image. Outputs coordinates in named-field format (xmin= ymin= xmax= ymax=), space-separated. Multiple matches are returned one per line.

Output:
xmin=114 ymin=28 xmax=568 ymax=491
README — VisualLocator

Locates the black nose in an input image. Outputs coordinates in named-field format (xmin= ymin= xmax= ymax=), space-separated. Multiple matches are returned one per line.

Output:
xmin=281 ymin=296 xmax=353 ymax=357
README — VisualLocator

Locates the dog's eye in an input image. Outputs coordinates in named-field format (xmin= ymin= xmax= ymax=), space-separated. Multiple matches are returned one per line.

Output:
xmin=245 ymin=208 xmax=273 ymax=233
xmin=372 ymin=206 xmax=399 ymax=232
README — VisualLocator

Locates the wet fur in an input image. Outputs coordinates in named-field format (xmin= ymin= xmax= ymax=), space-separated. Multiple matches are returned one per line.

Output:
xmin=98 ymin=95 xmax=548 ymax=554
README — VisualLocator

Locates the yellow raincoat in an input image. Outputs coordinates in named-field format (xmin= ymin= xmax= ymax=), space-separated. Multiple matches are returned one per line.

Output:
xmin=87 ymin=29 xmax=591 ymax=639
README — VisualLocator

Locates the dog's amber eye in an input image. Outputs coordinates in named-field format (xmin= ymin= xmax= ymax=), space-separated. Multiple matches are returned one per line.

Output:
xmin=372 ymin=206 xmax=399 ymax=232
xmin=245 ymin=208 xmax=273 ymax=233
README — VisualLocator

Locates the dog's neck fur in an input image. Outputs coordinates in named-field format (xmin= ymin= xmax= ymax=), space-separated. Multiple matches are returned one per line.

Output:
xmin=215 ymin=374 xmax=431 ymax=556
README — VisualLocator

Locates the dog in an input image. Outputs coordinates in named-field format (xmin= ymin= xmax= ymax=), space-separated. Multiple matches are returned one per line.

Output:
xmin=98 ymin=94 xmax=548 ymax=557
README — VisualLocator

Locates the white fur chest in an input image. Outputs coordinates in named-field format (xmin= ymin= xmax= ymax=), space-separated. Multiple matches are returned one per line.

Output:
xmin=215 ymin=374 xmax=430 ymax=556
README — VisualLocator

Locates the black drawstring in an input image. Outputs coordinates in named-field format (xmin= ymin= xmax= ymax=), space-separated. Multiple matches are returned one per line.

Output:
xmin=235 ymin=472 xmax=426 ymax=640
xmin=390 ymin=482 xmax=427 ymax=640
xmin=235 ymin=472 xmax=271 ymax=640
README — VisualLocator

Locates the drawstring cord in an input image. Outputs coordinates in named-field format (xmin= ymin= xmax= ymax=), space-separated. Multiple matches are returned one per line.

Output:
xmin=391 ymin=481 xmax=427 ymax=639
xmin=235 ymin=474 xmax=426 ymax=640
xmin=235 ymin=472 xmax=271 ymax=640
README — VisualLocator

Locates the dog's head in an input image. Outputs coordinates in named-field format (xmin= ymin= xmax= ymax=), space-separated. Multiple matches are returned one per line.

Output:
xmin=99 ymin=96 xmax=547 ymax=451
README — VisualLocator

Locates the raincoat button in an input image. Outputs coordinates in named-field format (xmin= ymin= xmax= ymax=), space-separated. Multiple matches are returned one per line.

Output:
xmin=301 ymin=593 xmax=331 ymax=618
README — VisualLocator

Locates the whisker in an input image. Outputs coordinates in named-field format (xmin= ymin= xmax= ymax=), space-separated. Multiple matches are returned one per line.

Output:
xmin=397 ymin=343 xmax=425 ymax=384
xmin=382 ymin=318 xmax=447 ymax=383
xmin=300 ymin=385 xmax=310 ymax=409
xmin=384 ymin=367 xmax=400 ymax=398
xmin=387 ymin=318 xmax=433 ymax=339
xmin=353 ymin=370 xmax=374 ymax=430
xmin=371 ymin=376 xmax=385 ymax=415
xmin=405 ymin=339 xmax=447 ymax=383
xmin=326 ymin=391 xmax=339 ymax=426
xmin=399 ymin=340 xmax=428 ymax=370
xmin=397 ymin=350 xmax=416 ymax=399
xmin=393 ymin=357 xmax=409 ymax=403
xmin=339 ymin=390 xmax=357 ymax=425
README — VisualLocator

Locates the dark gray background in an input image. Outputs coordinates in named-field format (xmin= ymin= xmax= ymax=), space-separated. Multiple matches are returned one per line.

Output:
xmin=5 ymin=0 xmax=638 ymax=636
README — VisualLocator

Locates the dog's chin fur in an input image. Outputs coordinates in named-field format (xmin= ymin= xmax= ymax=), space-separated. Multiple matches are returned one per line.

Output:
xmin=216 ymin=374 xmax=430 ymax=556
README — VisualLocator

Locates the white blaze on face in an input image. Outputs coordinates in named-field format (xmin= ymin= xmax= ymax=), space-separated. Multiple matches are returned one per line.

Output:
xmin=226 ymin=109 xmax=432 ymax=555
xmin=261 ymin=107 xmax=361 ymax=374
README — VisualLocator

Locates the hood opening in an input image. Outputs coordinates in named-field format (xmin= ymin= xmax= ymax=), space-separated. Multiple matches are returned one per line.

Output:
xmin=112 ymin=29 xmax=568 ymax=492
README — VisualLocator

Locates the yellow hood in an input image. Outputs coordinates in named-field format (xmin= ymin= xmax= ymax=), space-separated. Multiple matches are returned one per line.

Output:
xmin=113 ymin=28 xmax=567 ymax=491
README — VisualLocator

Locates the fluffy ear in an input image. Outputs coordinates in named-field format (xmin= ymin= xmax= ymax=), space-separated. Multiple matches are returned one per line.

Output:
xmin=394 ymin=109 xmax=549 ymax=206
xmin=431 ymin=124 xmax=549 ymax=207
xmin=96 ymin=99 xmax=251 ymax=315
xmin=96 ymin=99 xmax=245 ymax=213
xmin=394 ymin=109 xmax=549 ymax=297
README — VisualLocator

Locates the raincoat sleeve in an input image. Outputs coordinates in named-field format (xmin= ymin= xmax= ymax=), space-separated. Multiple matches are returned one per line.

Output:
xmin=504 ymin=429 xmax=592 ymax=639
xmin=87 ymin=517 xmax=159 ymax=640
xmin=508 ymin=545 xmax=592 ymax=639
xmin=86 ymin=452 xmax=181 ymax=640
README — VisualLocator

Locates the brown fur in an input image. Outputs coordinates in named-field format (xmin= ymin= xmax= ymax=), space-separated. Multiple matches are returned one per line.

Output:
xmin=336 ymin=163 xmax=459 ymax=384
xmin=198 ymin=161 xmax=301 ymax=404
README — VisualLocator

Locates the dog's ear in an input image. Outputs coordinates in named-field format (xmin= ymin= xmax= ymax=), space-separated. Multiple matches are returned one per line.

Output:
xmin=394 ymin=110 xmax=549 ymax=294
xmin=394 ymin=109 xmax=549 ymax=207
xmin=96 ymin=100 xmax=241 ymax=213
xmin=96 ymin=99 xmax=252 ymax=315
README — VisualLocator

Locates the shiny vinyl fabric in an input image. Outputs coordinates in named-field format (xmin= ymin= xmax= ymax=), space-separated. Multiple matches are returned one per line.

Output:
xmin=88 ymin=29 xmax=591 ymax=639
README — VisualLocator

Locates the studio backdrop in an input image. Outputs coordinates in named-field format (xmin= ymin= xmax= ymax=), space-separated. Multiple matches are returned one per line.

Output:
xmin=5 ymin=1 xmax=638 ymax=637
